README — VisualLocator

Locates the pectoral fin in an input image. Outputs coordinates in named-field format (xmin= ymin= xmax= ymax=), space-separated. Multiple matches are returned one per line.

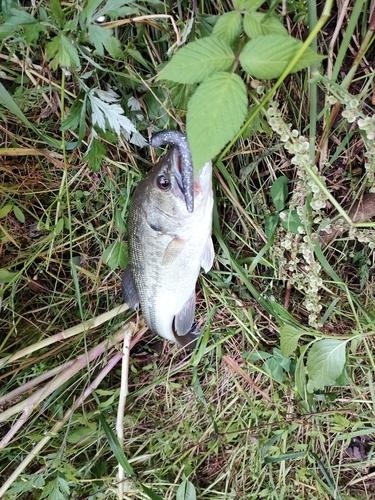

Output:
xmin=174 ymin=290 xmax=196 ymax=337
xmin=163 ymin=236 xmax=184 ymax=264
xmin=201 ymin=236 xmax=214 ymax=272
xmin=121 ymin=266 xmax=139 ymax=310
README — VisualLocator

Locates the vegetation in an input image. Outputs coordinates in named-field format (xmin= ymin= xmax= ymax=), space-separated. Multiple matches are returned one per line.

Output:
xmin=1 ymin=0 xmax=375 ymax=498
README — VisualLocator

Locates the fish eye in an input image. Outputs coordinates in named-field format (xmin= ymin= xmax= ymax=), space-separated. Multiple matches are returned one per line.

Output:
xmin=157 ymin=174 xmax=171 ymax=191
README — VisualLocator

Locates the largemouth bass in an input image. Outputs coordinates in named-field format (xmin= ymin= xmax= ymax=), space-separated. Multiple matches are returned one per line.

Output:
xmin=122 ymin=132 xmax=214 ymax=347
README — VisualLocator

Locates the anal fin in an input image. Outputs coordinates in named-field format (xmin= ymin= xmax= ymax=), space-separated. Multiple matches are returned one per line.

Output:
xmin=121 ymin=266 xmax=139 ymax=310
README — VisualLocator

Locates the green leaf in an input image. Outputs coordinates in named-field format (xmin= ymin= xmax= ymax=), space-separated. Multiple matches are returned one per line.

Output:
xmin=306 ymin=339 xmax=347 ymax=392
xmin=280 ymin=209 xmax=302 ymax=233
xmin=61 ymin=93 xmax=87 ymax=140
xmin=176 ymin=478 xmax=197 ymax=500
xmin=13 ymin=205 xmax=25 ymax=223
xmin=280 ymin=325 xmax=304 ymax=356
xmin=0 ymin=8 xmax=39 ymax=39
xmin=0 ymin=204 xmax=13 ymax=218
xmin=186 ymin=72 xmax=247 ymax=171
xmin=263 ymin=356 xmax=284 ymax=383
xmin=67 ymin=426 xmax=95 ymax=444
xmin=99 ymin=413 xmax=134 ymax=476
xmin=103 ymin=241 xmax=128 ymax=270
xmin=46 ymin=33 xmax=81 ymax=70
xmin=212 ymin=11 xmax=242 ymax=44
xmin=239 ymin=35 xmax=325 ymax=79
xmin=295 ymin=354 xmax=307 ymax=399
xmin=243 ymin=12 xmax=288 ymax=38
xmin=49 ymin=0 xmax=66 ymax=27
xmin=0 ymin=268 xmax=18 ymax=284
xmin=233 ymin=0 xmax=266 ymax=10
xmin=88 ymin=25 xmax=122 ymax=58
xmin=83 ymin=137 xmax=107 ymax=172
xmin=264 ymin=214 xmax=279 ymax=240
xmin=270 ymin=176 xmax=288 ymax=211
xmin=157 ymin=36 xmax=235 ymax=84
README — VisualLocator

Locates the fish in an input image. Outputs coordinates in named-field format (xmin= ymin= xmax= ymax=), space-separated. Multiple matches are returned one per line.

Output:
xmin=122 ymin=131 xmax=214 ymax=348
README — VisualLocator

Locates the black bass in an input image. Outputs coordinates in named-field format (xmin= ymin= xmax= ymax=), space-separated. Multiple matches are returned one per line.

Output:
xmin=122 ymin=131 xmax=214 ymax=347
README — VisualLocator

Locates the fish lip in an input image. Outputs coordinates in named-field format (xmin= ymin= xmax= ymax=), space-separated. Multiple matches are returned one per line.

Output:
xmin=150 ymin=131 xmax=194 ymax=213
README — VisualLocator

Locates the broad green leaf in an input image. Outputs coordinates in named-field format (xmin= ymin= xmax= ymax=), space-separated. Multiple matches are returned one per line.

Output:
xmin=88 ymin=25 xmax=113 ymax=57
xmin=263 ymin=356 xmax=284 ymax=383
xmin=67 ymin=426 xmax=95 ymax=444
xmin=46 ymin=33 xmax=81 ymax=70
xmin=240 ymin=35 xmax=325 ymax=79
xmin=176 ymin=478 xmax=197 ymax=500
xmin=88 ymin=25 xmax=122 ymax=58
xmin=233 ymin=0 xmax=266 ymax=10
xmin=270 ymin=175 xmax=288 ymax=211
xmin=13 ymin=205 xmax=25 ymax=223
xmin=306 ymin=339 xmax=347 ymax=392
xmin=280 ymin=209 xmax=303 ymax=233
xmin=0 ymin=204 xmax=13 ymax=218
xmin=186 ymin=72 xmax=247 ymax=171
xmin=157 ymin=36 xmax=235 ymax=84
xmin=212 ymin=11 xmax=242 ymax=44
xmin=103 ymin=241 xmax=128 ymax=270
xmin=0 ymin=8 xmax=39 ymax=39
xmin=280 ymin=324 xmax=304 ymax=356
xmin=265 ymin=214 xmax=279 ymax=240
xmin=243 ymin=12 xmax=287 ymax=39
xmin=0 ymin=269 xmax=18 ymax=283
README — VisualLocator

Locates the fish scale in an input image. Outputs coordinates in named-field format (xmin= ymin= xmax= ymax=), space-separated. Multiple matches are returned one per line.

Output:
xmin=122 ymin=140 xmax=214 ymax=348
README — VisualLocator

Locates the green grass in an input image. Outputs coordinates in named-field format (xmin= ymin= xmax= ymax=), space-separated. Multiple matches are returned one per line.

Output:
xmin=1 ymin=1 xmax=375 ymax=499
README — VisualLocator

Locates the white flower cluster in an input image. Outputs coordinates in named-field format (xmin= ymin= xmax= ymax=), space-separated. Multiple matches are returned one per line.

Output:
xmin=266 ymin=102 xmax=325 ymax=327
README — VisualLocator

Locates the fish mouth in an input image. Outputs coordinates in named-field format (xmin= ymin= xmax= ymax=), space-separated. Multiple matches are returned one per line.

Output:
xmin=150 ymin=132 xmax=194 ymax=213
xmin=168 ymin=148 xmax=194 ymax=213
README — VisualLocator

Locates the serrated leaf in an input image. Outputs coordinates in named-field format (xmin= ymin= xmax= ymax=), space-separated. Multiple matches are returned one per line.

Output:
xmin=103 ymin=241 xmax=128 ymax=270
xmin=88 ymin=88 xmax=147 ymax=146
xmin=13 ymin=205 xmax=25 ymax=223
xmin=83 ymin=136 xmax=107 ymax=172
xmin=88 ymin=25 xmax=122 ymax=58
xmin=157 ymin=36 xmax=235 ymax=84
xmin=270 ymin=175 xmax=288 ymax=211
xmin=212 ymin=11 xmax=242 ymax=44
xmin=46 ymin=33 xmax=81 ymax=70
xmin=280 ymin=209 xmax=302 ymax=234
xmin=186 ymin=72 xmax=247 ymax=171
xmin=280 ymin=324 xmax=304 ymax=356
xmin=61 ymin=93 xmax=87 ymax=143
xmin=233 ymin=0 xmax=266 ymax=10
xmin=0 ymin=269 xmax=18 ymax=283
xmin=88 ymin=25 xmax=112 ymax=57
xmin=50 ymin=0 xmax=66 ymax=27
xmin=243 ymin=12 xmax=287 ymax=38
xmin=240 ymin=35 xmax=325 ymax=79
xmin=306 ymin=339 xmax=347 ymax=392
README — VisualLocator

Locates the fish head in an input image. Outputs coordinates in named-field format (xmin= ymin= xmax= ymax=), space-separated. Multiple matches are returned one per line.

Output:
xmin=139 ymin=147 xmax=194 ymax=219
